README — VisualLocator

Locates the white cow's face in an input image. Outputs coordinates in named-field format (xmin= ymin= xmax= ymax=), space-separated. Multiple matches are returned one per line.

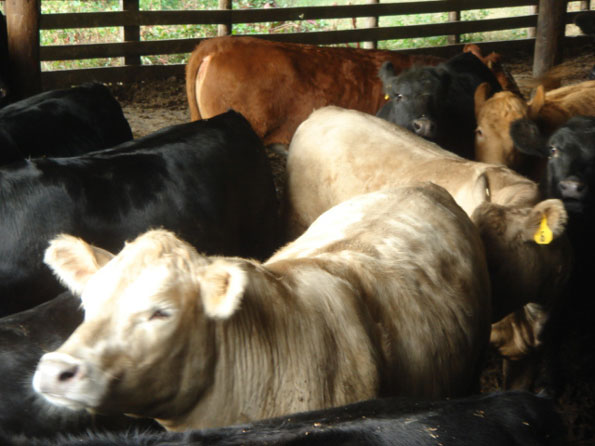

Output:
xmin=32 ymin=230 xmax=247 ymax=418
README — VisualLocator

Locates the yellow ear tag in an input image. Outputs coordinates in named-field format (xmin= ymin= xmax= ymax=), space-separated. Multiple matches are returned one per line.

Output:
xmin=384 ymin=94 xmax=390 ymax=100
xmin=534 ymin=215 xmax=553 ymax=245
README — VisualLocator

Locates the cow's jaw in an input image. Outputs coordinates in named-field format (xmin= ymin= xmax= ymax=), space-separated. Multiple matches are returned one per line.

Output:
xmin=32 ymin=351 xmax=109 ymax=411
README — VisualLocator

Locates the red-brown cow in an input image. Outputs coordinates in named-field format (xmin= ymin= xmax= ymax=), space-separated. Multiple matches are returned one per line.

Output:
xmin=185 ymin=36 xmax=442 ymax=146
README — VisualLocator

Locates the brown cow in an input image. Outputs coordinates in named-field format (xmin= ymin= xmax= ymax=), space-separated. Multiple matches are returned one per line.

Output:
xmin=474 ymin=79 xmax=595 ymax=181
xmin=33 ymin=185 xmax=491 ymax=431
xmin=185 ymin=36 xmax=442 ymax=146
xmin=285 ymin=106 xmax=573 ymax=389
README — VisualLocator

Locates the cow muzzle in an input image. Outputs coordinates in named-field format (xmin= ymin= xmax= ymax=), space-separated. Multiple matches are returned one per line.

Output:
xmin=33 ymin=351 xmax=104 ymax=411
xmin=558 ymin=176 xmax=589 ymax=212
xmin=412 ymin=116 xmax=437 ymax=139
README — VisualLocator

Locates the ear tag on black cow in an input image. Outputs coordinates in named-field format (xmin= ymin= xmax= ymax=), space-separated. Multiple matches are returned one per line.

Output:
xmin=384 ymin=94 xmax=390 ymax=100
xmin=534 ymin=215 xmax=553 ymax=245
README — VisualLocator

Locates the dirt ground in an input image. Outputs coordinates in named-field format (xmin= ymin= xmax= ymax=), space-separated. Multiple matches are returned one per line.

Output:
xmin=109 ymin=44 xmax=594 ymax=445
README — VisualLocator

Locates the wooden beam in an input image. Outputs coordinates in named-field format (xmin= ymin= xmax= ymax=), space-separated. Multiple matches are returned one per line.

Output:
xmin=532 ymin=0 xmax=567 ymax=78
xmin=362 ymin=0 xmax=379 ymax=50
xmin=5 ymin=0 xmax=41 ymax=99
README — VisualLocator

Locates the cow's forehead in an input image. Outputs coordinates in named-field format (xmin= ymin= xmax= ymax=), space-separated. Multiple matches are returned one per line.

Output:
xmin=80 ymin=248 xmax=197 ymax=319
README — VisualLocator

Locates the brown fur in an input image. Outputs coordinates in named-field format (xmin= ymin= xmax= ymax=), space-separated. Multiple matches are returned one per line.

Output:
xmin=185 ymin=36 xmax=443 ymax=146
xmin=36 ymin=187 xmax=491 ymax=430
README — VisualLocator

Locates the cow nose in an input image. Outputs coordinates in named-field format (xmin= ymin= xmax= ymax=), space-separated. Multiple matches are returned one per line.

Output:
xmin=412 ymin=117 xmax=436 ymax=139
xmin=558 ymin=178 xmax=587 ymax=200
xmin=33 ymin=352 xmax=85 ymax=396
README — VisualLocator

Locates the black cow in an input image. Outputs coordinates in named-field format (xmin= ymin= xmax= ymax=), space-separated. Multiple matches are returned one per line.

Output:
xmin=575 ymin=12 xmax=595 ymax=80
xmin=0 ymin=110 xmax=281 ymax=316
xmin=0 ymin=12 xmax=11 ymax=107
xmin=0 ymin=82 xmax=133 ymax=164
xmin=510 ymin=115 xmax=595 ymax=394
xmin=0 ymin=391 xmax=564 ymax=446
xmin=376 ymin=51 xmax=502 ymax=159
xmin=0 ymin=292 xmax=162 ymax=438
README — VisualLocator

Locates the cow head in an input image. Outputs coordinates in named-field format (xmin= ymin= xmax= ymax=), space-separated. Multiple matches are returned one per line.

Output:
xmin=511 ymin=116 xmax=595 ymax=215
xmin=32 ymin=229 xmax=249 ymax=420
xmin=377 ymin=61 xmax=447 ymax=140
xmin=471 ymin=198 xmax=572 ymax=322
xmin=474 ymin=84 xmax=528 ymax=168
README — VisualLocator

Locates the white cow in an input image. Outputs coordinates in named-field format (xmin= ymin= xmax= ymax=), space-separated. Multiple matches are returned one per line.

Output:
xmin=285 ymin=106 xmax=572 ymax=389
xmin=34 ymin=185 xmax=491 ymax=431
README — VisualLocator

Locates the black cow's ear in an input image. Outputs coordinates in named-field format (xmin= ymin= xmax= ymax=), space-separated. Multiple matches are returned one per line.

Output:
xmin=378 ymin=61 xmax=396 ymax=86
xmin=510 ymin=118 xmax=548 ymax=158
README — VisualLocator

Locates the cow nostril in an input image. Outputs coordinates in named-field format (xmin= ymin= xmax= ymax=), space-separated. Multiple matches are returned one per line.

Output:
xmin=58 ymin=365 xmax=79 ymax=382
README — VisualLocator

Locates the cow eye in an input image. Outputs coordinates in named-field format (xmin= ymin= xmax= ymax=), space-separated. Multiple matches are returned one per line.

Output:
xmin=475 ymin=127 xmax=483 ymax=138
xmin=149 ymin=309 xmax=170 ymax=321
xmin=549 ymin=146 xmax=559 ymax=158
xmin=394 ymin=93 xmax=403 ymax=102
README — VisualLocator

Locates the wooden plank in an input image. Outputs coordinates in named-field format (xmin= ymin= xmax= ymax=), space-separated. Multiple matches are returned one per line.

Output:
xmin=39 ymin=1 xmax=539 ymax=29
xmin=362 ymin=0 xmax=379 ymax=50
xmin=532 ymin=0 xmax=567 ymax=77
xmin=5 ymin=0 xmax=41 ymax=99
xmin=39 ymin=15 xmax=539 ymax=62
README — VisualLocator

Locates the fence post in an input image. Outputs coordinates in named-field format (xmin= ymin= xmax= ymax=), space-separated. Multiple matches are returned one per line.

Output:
xmin=123 ymin=0 xmax=141 ymax=66
xmin=5 ymin=0 xmax=41 ymax=98
xmin=533 ymin=0 xmax=567 ymax=78
xmin=218 ymin=0 xmax=232 ymax=36
xmin=448 ymin=10 xmax=460 ymax=44
xmin=528 ymin=4 xmax=538 ymax=38
xmin=362 ymin=0 xmax=379 ymax=50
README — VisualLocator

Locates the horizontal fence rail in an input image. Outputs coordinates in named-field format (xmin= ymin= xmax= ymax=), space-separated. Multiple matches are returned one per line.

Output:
xmin=0 ymin=0 xmax=593 ymax=89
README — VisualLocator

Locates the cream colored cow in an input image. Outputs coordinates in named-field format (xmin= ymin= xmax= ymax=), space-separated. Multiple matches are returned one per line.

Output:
xmin=34 ymin=185 xmax=491 ymax=431
xmin=285 ymin=106 xmax=573 ymax=389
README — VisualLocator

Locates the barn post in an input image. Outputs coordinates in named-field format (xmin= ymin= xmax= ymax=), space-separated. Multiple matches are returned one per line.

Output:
xmin=5 ymin=0 xmax=41 ymax=99
xmin=532 ymin=0 xmax=568 ymax=78
xmin=447 ymin=10 xmax=461 ymax=45
xmin=362 ymin=0 xmax=379 ymax=50
xmin=218 ymin=0 xmax=232 ymax=36
xmin=123 ymin=0 xmax=141 ymax=66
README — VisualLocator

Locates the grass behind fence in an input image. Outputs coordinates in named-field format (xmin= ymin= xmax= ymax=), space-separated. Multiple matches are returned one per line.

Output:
xmin=0 ymin=1 xmax=592 ymax=71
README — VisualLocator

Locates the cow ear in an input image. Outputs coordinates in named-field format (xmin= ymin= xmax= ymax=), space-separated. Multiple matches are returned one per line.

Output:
xmin=378 ymin=61 xmax=396 ymax=88
xmin=199 ymin=260 xmax=248 ymax=319
xmin=528 ymin=85 xmax=545 ymax=120
xmin=474 ymin=82 xmax=492 ymax=118
xmin=44 ymin=234 xmax=115 ymax=296
xmin=509 ymin=118 xmax=547 ymax=157
xmin=522 ymin=199 xmax=568 ymax=243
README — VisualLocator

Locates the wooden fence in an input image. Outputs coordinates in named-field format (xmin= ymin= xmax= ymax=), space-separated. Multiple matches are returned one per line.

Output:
xmin=1 ymin=0 xmax=593 ymax=94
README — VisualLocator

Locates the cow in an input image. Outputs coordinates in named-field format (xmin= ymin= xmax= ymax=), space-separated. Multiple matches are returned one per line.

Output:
xmin=376 ymin=51 xmax=502 ymax=159
xmin=1 ymin=391 xmax=564 ymax=446
xmin=0 ymin=291 xmax=161 ymax=438
xmin=185 ymin=35 xmax=443 ymax=147
xmin=0 ymin=12 xmax=11 ymax=108
xmin=509 ymin=115 xmax=595 ymax=394
xmin=474 ymin=79 xmax=595 ymax=181
xmin=0 ymin=110 xmax=280 ymax=317
xmin=0 ymin=82 xmax=133 ymax=165
xmin=285 ymin=106 xmax=573 ymax=390
xmin=33 ymin=184 xmax=492 ymax=431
